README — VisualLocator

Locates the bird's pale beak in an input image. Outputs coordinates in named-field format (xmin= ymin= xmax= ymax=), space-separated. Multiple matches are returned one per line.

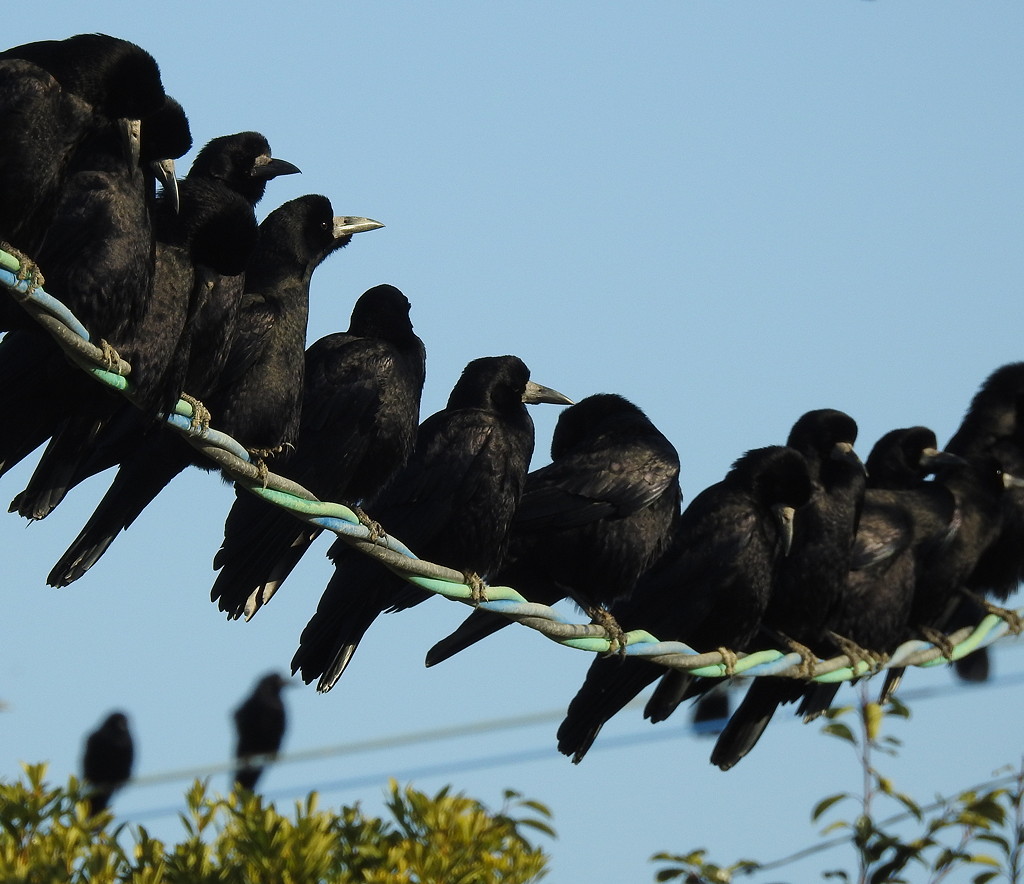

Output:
xmin=522 ymin=381 xmax=574 ymax=406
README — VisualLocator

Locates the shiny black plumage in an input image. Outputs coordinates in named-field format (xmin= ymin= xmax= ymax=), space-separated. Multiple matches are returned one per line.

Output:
xmin=4 ymin=97 xmax=191 ymax=518
xmin=47 ymin=195 xmax=375 ymax=586
xmin=292 ymin=356 xmax=571 ymax=692
xmin=711 ymin=409 xmax=865 ymax=771
xmin=0 ymin=34 xmax=165 ymax=330
xmin=798 ymin=427 xmax=963 ymax=719
xmin=212 ymin=284 xmax=426 ymax=620
xmin=9 ymin=132 xmax=299 ymax=521
xmin=426 ymin=394 xmax=681 ymax=667
xmin=556 ymin=445 xmax=812 ymax=763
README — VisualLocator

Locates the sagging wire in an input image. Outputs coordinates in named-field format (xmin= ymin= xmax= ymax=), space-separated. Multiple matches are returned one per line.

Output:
xmin=1 ymin=246 xmax=1019 ymax=685
xmin=116 ymin=665 xmax=1024 ymax=821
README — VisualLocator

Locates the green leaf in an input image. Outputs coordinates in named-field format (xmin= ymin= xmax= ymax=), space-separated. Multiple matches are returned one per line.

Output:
xmin=975 ymin=833 xmax=1010 ymax=851
xmin=822 ymin=723 xmax=856 ymax=744
xmin=886 ymin=696 xmax=912 ymax=719
xmin=518 ymin=819 xmax=557 ymax=839
xmin=812 ymin=793 xmax=849 ymax=822
xmin=968 ymin=854 xmax=1000 ymax=867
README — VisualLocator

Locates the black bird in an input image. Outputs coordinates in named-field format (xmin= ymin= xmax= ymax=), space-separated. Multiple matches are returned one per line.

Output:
xmin=946 ymin=363 xmax=1024 ymax=603
xmin=292 ymin=355 xmax=572 ymax=692
xmin=556 ymin=445 xmax=813 ymax=763
xmin=212 ymin=284 xmax=426 ymax=621
xmin=426 ymin=393 xmax=682 ymax=667
xmin=8 ymin=131 xmax=298 ymax=520
xmin=0 ymin=34 xmax=166 ymax=323
xmin=2 ymin=96 xmax=192 ymax=517
xmin=234 ymin=673 xmax=290 ymax=792
xmin=796 ymin=427 xmax=964 ymax=720
xmin=47 ymin=195 xmax=382 ymax=586
xmin=710 ymin=409 xmax=865 ymax=771
xmin=82 ymin=711 xmax=134 ymax=815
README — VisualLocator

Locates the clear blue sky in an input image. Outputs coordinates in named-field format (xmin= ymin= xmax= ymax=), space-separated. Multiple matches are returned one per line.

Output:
xmin=3 ymin=3 xmax=1023 ymax=879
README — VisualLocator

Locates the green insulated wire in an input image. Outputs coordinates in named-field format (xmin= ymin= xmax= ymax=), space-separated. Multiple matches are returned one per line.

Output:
xmin=1 ymin=246 xmax=1020 ymax=685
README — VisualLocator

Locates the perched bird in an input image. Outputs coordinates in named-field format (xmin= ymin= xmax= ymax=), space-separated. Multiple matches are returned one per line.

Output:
xmin=8 ymin=131 xmax=299 ymax=520
xmin=234 ymin=673 xmax=290 ymax=792
xmin=82 ymin=711 xmax=134 ymax=815
xmin=796 ymin=427 xmax=964 ymax=720
xmin=945 ymin=363 xmax=1024 ymax=604
xmin=556 ymin=445 xmax=813 ymax=763
xmin=0 ymin=33 xmax=166 ymax=323
xmin=3 ymin=96 xmax=192 ymax=517
xmin=47 ymin=195 xmax=382 ymax=586
xmin=70 ymin=133 xmax=296 ymax=466
xmin=212 ymin=284 xmax=426 ymax=621
xmin=426 ymin=393 xmax=682 ymax=666
xmin=711 ymin=409 xmax=865 ymax=771
xmin=292 ymin=355 xmax=572 ymax=692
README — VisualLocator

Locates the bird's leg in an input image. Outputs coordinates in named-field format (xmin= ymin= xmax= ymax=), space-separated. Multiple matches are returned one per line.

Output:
xmin=179 ymin=393 xmax=211 ymax=434
xmin=590 ymin=606 xmax=627 ymax=656
xmin=350 ymin=505 xmax=384 ymax=542
xmin=462 ymin=570 xmax=487 ymax=605
xmin=96 ymin=339 xmax=122 ymax=373
xmin=919 ymin=626 xmax=956 ymax=662
xmin=827 ymin=631 xmax=884 ymax=675
xmin=777 ymin=634 xmax=818 ymax=679
xmin=0 ymin=241 xmax=44 ymax=293
xmin=959 ymin=588 xmax=1024 ymax=635
xmin=247 ymin=444 xmax=288 ymax=488
xmin=716 ymin=646 xmax=739 ymax=677
xmin=248 ymin=456 xmax=270 ymax=489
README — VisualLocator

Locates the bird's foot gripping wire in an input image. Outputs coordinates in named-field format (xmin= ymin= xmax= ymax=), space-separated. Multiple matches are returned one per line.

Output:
xmin=246 ymin=445 xmax=289 ymax=488
xmin=247 ymin=455 xmax=270 ymax=488
xmin=1 ymin=242 xmax=44 ymax=293
xmin=960 ymin=589 xmax=1024 ymax=635
xmin=782 ymin=636 xmax=819 ymax=679
xmin=827 ymin=631 xmax=885 ymax=675
xmin=463 ymin=571 xmax=487 ymax=605
xmin=179 ymin=394 xmax=211 ymax=434
xmin=96 ymin=339 xmax=123 ymax=373
xmin=920 ymin=626 xmax=956 ymax=662
xmin=351 ymin=505 xmax=384 ymax=542
xmin=591 ymin=607 xmax=628 ymax=656
xmin=716 ymin=646 xmax=739 ymax=677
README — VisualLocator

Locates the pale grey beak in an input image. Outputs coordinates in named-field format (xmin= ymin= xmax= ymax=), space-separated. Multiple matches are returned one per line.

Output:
xmin=522 ymin=381 xmax=574 ymax=406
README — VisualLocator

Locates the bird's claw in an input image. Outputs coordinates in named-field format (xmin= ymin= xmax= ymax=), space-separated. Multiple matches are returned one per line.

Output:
xmin=962 ymin=590 xmax=1024 ymax=635
xmin=249 ymin=457 xmax=270 ymax=488
xmin=827 ymin=630 xmax=883 ymax=675
xmin=463 ymin=570 xmax=487 ymax=605
xmin=592 ymin=607 xmax=627 ymax=656
xmin=1 ymin=241 xmax=44 ymax=293
xmin=716 ymin=646 xmax=739 ymax=676
xmin=179 ymin=393 xmax=211 ymax=434
xmin=920 ymin=626 xmax=956 ymax=662
xmin=96 ymin=339 xmax=122 ymax=373
xmin=351 ymin=505 xmax=385 ymax=542
xmin=783 ymin=636 xmax=819 ymax=679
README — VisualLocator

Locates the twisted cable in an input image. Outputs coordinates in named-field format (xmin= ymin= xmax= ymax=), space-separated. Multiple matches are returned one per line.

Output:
xmin=2 ymin=247 xmax=1018 ymax=684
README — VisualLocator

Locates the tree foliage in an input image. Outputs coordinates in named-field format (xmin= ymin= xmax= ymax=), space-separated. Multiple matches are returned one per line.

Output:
xmin=0 ymin=764 xmax=553 ymax=883
xmin=653 ymin=689 xmax=1024 ymax=884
